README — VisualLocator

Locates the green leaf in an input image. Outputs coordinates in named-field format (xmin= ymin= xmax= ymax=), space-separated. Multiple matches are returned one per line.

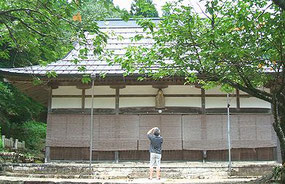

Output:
xmin=78 ymin=66 xmax=86 ymax=72
xmin=32 ymin=77 xmax=43 ymax=86
xmin=46 ymin=71 xmax=58 ymax=78
xmin=81 ymin=75 xmax=91 ymax=84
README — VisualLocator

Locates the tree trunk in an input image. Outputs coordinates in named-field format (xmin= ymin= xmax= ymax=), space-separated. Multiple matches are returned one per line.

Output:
xmin=273 ymin=120 xmax=285 ymax=164
xmin=272 ymin=94 xmax=285 ymax=164
xmin=272 ymin=0 xmax=285 ymax=10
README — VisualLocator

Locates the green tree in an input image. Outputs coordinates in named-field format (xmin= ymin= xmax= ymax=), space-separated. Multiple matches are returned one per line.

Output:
xmin=0 ymin=0 xmax=113 ymax=155
xmin=0 ymin=81 xmax=44 ymax=137
xmin=19 ymin=121 xmax=46 ymax=154
xmin=130 ymin=0 xmax=159 ymax=17
xmin=0 ymin=0 xmax=105 ymax=68
xmin=115 ymin=0 xmax=285 ymax=163
xmin=80 ymin=0 xmax=122 ymax=21
xmin=1 ymin=0 xmax=73 ymax=67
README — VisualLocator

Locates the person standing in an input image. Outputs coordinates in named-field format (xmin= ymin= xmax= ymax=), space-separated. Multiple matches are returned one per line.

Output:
xmin=147 ymin=127 xmax=163 ymax=180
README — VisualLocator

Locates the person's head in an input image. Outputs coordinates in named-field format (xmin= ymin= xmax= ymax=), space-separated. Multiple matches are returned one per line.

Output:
xmin=154 ymin=127 xmax=160 ymax=136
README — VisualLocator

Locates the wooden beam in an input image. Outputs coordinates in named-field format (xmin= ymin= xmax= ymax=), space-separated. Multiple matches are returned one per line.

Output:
xmin=152 ymin=84 xmax=168 ymax=89
xmin=43 ymin=79 xmax=187 ymax=86
xmin=52 ymin=94 xmax=251 ymax=98
xmin=16 ymin=84 xmax=37 ymax=91
xmin=77 ymin=84 xmax=91 ymax=89
xmin=110 ymin=85 xmax=126 ymax=89
xmin=47 ymin=82 xmax=59 ymax=89
xmin=50 ymin=107 xmax=270 ymax=115
xmin=195 ymin=84 xmax=202 ymax=88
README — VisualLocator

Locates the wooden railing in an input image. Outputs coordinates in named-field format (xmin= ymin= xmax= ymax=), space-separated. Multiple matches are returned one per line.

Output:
xmin=1 ymin=135 xmax=25 ymax=150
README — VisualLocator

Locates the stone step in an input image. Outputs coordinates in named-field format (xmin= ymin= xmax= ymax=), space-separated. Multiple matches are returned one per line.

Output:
xmin=2 ymin=167 xmax=229 ymax=179
xmin=1 ymin=161 xmax=278 ymax=180
xmin=0 ymin=176 xmax=258 ymax=184
xmin=4 ymin=169 xmax=229 ymax=180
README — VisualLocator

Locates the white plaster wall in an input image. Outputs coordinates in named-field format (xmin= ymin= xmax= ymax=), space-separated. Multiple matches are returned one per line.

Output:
xmin=52 ymin=86 xmax=82 ymax=95
xmin=85 ymin=86 xmax=115 ymax=95
xmin=165 ymin=97 xmax=201 ymax=107
xmin=120 ymin=86 xmax=157 ymax=95
xmin=205 ymin=97 xmax=237 ymax=108
xmin=205 ymin=87 xmax=237 ymax=108
xmin=52 ymin=98 xmax=81 ymax=108
xmin=205 ymin=87 xmax=227 ymax=94
xmin=85 ymin=98 xmax=115 ymax=108
xmin=163 ymin=85 xmax=200 ymax=94
xmin=120 ymin=97 xmax=155 ymax=107
xmin=240 ymin=97 xmax=271 ymax=108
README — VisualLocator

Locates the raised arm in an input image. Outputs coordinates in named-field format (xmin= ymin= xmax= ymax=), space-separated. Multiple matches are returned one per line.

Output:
xmin=147 ymin=127 xmax=156 ymax=135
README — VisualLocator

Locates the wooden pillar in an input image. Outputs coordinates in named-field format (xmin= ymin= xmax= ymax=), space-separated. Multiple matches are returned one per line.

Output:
xmin=47 ymin=84 xmax=58 ymax=113
xmin=110 ymin=85 xmax=125 ymax=163
xmin=236 ymin=89 xmax=240 ymax=110
xmin=181 ymin=116 xmax=184 ymax=159
xmin=201 ymin=115 xmax=207 ymax=139
xmin=110 ymin=85 xmax=125 ymax=115
xmin=77 ymin=84 xmax=91 ymax=110
xmin=201 ymin=88 xmax=206 ymax=114
xmin=45 ymin=85 xmax=51 ymax=162
xmin=45 ymin=146 xmax=50 ymax=163
xmin=47 ymin=87 xmax=52 ymax=113
xmin=82 ymin=89 xmax=86 ymax=109
xmin=115 ymin=88 xmax=120 ymax=115
xmin=195 ymin=85 xmax=205 ymax=114
xmin=45 ymin=83 xmax=58 ymax=163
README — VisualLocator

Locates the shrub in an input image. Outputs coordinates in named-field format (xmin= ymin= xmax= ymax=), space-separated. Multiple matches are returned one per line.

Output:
xmin=273 ymin=165 xmax=285 ymax=183
xmin=18 ymin=121 xmax=46 ymax=154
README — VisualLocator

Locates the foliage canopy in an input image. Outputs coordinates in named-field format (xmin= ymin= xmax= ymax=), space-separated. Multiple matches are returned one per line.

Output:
xmin=0 ymin=0 xmax=115 ymax=155
xmin=0 ymin=0 xmax=106 ymax=68
xmin=80 ymin=0 xmax=122 ymax=21
xmin=115 ymin=0 xmax=285 ymax=162
xmin=130 ymin=0 xmax=159 ymax=17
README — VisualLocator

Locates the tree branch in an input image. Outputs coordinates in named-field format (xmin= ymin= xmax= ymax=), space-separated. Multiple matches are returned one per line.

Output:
xmin=0 ymin=8 xmax=37 ymax=15
xmin=196 ymin=3 xmax=211 ymax=20
xmin=257 ymin=3 xmax=273 ymax=20
xmin=5 ymin=14 xmax=48 ymax=37
xmin=3 ymin=22 xmax=20 ymax=48
xmin=0 ymin=8 xmax=53 ymax=23
xmin=222 ymin=78 xmax=273 ymax=103
xmin=203 ymin=71 xmax=273 ymax=103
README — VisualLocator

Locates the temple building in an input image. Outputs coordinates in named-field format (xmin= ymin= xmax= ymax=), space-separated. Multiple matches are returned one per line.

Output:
xmin=0 ymin=19 xmax=277 ymax=162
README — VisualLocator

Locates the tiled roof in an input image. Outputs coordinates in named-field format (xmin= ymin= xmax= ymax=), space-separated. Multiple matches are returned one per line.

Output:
xmin=0 ymin=19 xmax=161 ymax=76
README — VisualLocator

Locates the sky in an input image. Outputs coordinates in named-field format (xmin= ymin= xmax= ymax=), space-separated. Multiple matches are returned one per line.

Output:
xmin=113 ymin=0 xmax=205 ymax=16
